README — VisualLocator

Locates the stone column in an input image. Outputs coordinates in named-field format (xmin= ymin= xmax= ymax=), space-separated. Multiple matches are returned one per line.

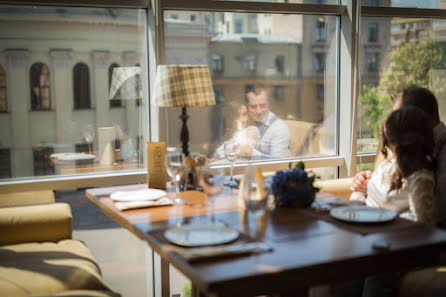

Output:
xmin=50 ymin=49 xmax=73 ymax=147
xmin=6 ymin=49 xmax=33 ymax=177
xmin=92 ymin=50 xmax=110 ymax=128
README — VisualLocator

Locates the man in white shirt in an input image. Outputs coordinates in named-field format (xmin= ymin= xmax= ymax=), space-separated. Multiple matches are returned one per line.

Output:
xmin=351 ymin=86 xmax=446 ymax=224
xmin=239 ymin=86 xmax=290 ymax=159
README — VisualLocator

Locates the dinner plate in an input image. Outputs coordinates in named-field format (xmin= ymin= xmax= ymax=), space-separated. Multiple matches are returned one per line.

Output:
xmin=110 ymin=189 xmax=167 ymax=202
xmin=330 ymin=205 xmax=397 ymax=223
xmin=164 ymin=223 xmax=239 ymax=247
xmin=58 ymin=153 xmax=96 ymax=162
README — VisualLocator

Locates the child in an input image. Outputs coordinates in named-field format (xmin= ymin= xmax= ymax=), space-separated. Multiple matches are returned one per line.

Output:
xmin=352 ymin=106 xmax=436 ymax=225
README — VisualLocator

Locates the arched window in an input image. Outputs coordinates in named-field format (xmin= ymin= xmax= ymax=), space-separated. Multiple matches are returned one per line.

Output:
xmin=73 ymin=62 xmax=91 ymax=109
xmin=0 ymin=65 xmax=6 ymax=112
xmin=108 ymin=63 xmax=122 ymax=107
xmin=30 ymin=62 xmax=51 ymax=110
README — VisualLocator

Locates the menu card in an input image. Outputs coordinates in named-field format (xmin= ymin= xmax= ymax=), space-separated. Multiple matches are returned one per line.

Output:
xmin=147 ymin=142 xmax=166 ymax=190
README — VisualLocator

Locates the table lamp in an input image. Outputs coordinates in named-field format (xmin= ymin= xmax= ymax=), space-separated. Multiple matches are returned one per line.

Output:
xmin=109 ymin=66 xmax=141 ymax=100
xmin=108 ymin=66 xmax=141 ymax=162
xmin=153 ymin=65 xmax=216 ymax=156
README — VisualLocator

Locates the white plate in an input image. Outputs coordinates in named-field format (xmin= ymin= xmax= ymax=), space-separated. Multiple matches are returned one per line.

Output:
xmin=165 ymin=223 xmax=239 ymax=247
xmin=58 ymin=153 xmax=96 ymax=162
xmin=110 ymin=189 xmax=167 ymax=202
xmin=330 ymin=205 xmax=397 ymax=223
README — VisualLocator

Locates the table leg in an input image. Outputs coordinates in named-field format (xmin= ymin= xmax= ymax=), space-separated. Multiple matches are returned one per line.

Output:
xmin=161 ymin=258 xmax=170 ymax=297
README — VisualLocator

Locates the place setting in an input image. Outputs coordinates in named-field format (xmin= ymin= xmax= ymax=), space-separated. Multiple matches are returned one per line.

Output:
xmin=159 ymin=165 xmax=273 ymax=262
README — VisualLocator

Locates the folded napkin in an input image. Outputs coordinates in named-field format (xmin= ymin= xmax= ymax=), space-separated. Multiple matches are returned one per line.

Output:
xmin=178 ymin=242 xmax=273 ymax=262
xmin=110 ymin=188 xmax=167 ymax=202
xmin=114 ymin=197 xmax=173 ymax=211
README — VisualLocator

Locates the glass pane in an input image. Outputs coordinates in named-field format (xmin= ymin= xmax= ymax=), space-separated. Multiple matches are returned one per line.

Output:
xmin=358 ymin=16 xmax=446 ymax=154
xmin=361 ymin=0 xmax=446 ymax=8
xmin=162 ymin=11 xmax=338 ymax=163
xmin=0 ymin=6 xmax=148 ymax=180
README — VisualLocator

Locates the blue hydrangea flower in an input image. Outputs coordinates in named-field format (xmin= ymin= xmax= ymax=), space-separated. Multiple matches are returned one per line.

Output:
xmin=272 ymin=167 xmax=316 ymax=208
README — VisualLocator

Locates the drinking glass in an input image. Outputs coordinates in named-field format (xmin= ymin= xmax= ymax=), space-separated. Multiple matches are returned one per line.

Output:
xmin=223 ymin=140 xmax=240 ymax=188
xmin=242 ymin=179 xmax=271 ymax=240
xmin=166 ymin=148 xmax=186 ymax=205
xmin=200 ymin=167 xmax=225 ymax=224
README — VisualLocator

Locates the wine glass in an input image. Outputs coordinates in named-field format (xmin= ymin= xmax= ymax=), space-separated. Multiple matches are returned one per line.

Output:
xmin=223 ymin=140 xmax=240 ymax=188
xmin=200 ymin=167 xmax=225 ymax=224
xmin=166 ymin=148 xmax=186 ymax=205
xmin=82 ymin=125 xmax=95 ymax=154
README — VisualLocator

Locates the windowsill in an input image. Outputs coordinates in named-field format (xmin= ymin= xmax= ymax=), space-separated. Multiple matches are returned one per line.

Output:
xmin=30 ymin=109 xmax=54 ymax=112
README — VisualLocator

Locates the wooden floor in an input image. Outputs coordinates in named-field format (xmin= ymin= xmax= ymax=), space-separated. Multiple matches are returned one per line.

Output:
xmin=56 ymin=189 xmax=189 ymax=297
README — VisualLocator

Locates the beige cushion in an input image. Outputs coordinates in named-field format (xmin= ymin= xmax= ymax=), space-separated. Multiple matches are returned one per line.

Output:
xmin=0 ymin=190 xmax=55 ymax=208
xmin=0 ymin=240 xmax=114 ymax=297
xmin=285 ymin=120 xmax=317 ymax=156
xmin=0 ymin=203 xmax=72 ymax=246
xmin=399 ymin=267 xmax=446 ymax=297
xmin=314 ymin=178 xmax=354 ymax=199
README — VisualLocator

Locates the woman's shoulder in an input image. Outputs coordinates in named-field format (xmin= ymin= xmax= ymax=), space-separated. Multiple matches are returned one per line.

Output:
xmin=406 ymin=169 xmax=435 ymax=184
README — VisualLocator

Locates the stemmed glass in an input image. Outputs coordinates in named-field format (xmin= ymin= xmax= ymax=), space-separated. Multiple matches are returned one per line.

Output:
xmin=223 ymin=140 xmax=240 ymax=188
xmin=82 ymin=125 xmax=95 ymax=154
xmin=166 ymin=148 xmax=186 ymax=205
xmin=200 ymin=166 xmax=225 ymax=224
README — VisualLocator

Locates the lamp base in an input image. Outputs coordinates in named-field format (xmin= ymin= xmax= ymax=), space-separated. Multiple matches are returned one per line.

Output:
xmin=180 ymin=106 xmax=190 ymax=157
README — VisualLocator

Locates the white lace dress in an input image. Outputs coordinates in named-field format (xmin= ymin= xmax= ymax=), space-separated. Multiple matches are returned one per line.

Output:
xmin=351 ymin=153 xmax=436 ymax=225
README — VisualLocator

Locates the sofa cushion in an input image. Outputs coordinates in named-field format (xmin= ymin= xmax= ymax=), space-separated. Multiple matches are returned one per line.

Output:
xmin=0 ymin=203 xmax=72 ymax=246
xmin=0 ymin=190 xmax=55 ymax=208
xmin=0 ymin=240 xmax=114 ymax=297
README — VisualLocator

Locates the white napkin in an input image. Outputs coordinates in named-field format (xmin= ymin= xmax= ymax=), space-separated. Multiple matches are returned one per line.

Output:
xmin=110 ymin=189 xmax=167 ymax=202
xmin=114 ymin=197 xmax=173 ymax=211
xmin=178 ymin=242 xmax=273 ymax=262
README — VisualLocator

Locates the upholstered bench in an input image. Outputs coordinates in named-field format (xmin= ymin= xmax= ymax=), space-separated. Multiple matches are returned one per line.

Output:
xmin=0 ymin=191 xmax=119 ymax=297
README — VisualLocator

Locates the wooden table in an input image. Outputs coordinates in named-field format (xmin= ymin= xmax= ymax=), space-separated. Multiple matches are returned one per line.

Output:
xmin=86 ymin=184 xmax=446 ymax=297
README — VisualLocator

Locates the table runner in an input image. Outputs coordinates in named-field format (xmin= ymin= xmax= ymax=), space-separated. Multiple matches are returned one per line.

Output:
xmin=301 ymin=208 xmax=421 ymax=235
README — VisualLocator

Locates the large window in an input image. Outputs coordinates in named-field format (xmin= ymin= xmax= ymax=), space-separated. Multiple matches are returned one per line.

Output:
xmin=2 ymin=0 xmax=445 ymax=190
xmin=0 ymin=65 xmax=6 ymax=112
xmin=73 ymin=62 xmax=91 ymax=109
xmin=30 ymin=62 xmax=51 ymax=111
xmin=0 ymin=5 xmax=147 ymax=181
xmin=163 ymin=11 xmax=338 ymax=165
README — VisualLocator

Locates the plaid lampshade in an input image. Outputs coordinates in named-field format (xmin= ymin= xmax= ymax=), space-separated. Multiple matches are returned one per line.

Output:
xmin=153 ymin=65 xmax=216 ymax=107
xmin=109 ymin=66 xmax=141 ymax=100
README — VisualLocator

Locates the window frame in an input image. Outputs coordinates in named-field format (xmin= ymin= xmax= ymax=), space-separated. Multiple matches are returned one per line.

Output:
xmin=2 ymin=0 xmax=446 ymax=192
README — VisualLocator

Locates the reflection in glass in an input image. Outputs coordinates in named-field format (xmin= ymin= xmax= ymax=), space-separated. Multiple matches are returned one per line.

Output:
xmin=164 ymin=11 xmax=338 ymax=163
xmin=0 ymin=6 xmax=147 ymax=179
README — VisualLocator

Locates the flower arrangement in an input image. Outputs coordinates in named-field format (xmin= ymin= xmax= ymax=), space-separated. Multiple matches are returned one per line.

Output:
xmin=271 ymin=162 xmax=319 ymax=208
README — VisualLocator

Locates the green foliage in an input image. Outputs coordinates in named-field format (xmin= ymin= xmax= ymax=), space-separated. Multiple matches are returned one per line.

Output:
xmin=360 ymin=40 xmax=446 ymax=138
xmin=183 ymin=282 xmax=191 ymax=297
xmin=295 ymin=161 xmax=305 ymax=170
